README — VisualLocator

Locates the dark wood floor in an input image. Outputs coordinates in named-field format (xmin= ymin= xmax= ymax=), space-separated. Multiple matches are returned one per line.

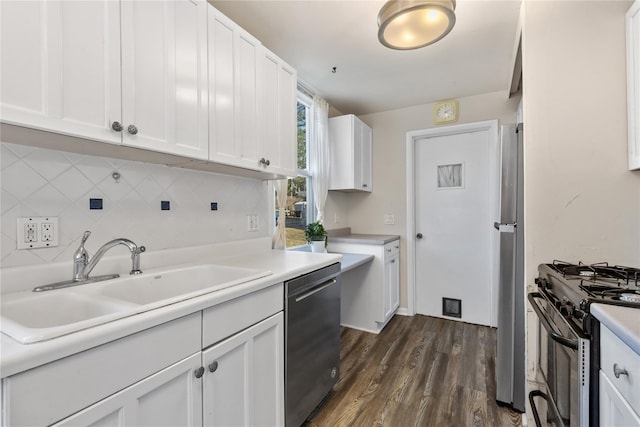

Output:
xmin=304 ymin=314 xmax=522 ymax=427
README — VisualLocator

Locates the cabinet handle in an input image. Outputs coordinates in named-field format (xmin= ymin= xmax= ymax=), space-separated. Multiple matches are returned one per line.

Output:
xmin=208 ymin=361 xmax=219 ymax=373
xmin=194 ymin=367 xmax=205 ymax=378
xmin=259 ymin=158 xmax=271 ymax=166
xmin=111 ymin=121 xmax=123 ymax=132
xmin=613 ymin=363 xmax=629 ymax=379
xmin=395 ymin=245 xmax=399 ymax=249
xmin=391 ymin=259 xmax=396 ymax=263
xmin=386 ymin=248 xmax=392 ymax=252
xmin=362 ymin=184 xmax=368 ymax=188
xmin=127 ymin=124 xmax=138 ymax=135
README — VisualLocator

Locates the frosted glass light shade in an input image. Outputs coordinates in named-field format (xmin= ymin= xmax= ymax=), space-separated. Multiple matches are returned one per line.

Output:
xmin=378 ymin=0 xmax=456 ymax=50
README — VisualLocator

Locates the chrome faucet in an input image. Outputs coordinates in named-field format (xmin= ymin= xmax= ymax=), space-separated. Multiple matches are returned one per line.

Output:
xmin=33 ymin=231 xmax=146 ymax=292
xmin=73 ymin=231 xmax=146 ymax=280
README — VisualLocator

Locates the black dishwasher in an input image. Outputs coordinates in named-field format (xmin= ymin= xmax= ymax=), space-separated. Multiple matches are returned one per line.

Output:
xmin=285 ymin=262 xmax=341 ymax=427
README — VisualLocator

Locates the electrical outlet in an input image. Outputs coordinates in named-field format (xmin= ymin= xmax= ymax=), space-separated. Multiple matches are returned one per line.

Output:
xmin=384 ymin=214 xmax=395 ymax=225
xmin=17 ymin=217 xmax=59 ymax=249
xmin=334 ymin=213 xmax=341 ymax=224
xmin=24 ymin=223 xmax=37 ymax=242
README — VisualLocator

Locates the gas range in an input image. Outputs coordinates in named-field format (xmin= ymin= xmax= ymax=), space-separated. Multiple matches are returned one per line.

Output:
xmin=535 ymin=261 xmax=640 ymax=333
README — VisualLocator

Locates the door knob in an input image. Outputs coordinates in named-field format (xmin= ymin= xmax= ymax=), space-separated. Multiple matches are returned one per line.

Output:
xmin=127 ymin=124 xmax=138 ymax=135
xmin=111 ymin=121 xmax=123 ymax=132
xmin=416 ymin=233 xmax=423 ymax=239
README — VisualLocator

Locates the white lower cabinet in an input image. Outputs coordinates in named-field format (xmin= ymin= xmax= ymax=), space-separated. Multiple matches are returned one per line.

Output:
xmin=1 ymin=285 xmax=285 ymax=427
xmin=600 ymin=371 xmax=640 ymax=427
xmin=53 ymin=353 xmax=203 ymax=427
xmin=327 ymin=239 xmax=400 ymax=334
xmin=599 ymin=324 xmax=640 ymax=426
xmin=203 ymin=312 xmax=284 ymax=427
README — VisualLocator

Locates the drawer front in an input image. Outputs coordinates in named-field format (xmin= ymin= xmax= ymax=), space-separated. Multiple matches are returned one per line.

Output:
xmin=383 ymin=241 xmax=400 ymax=259
xmin=2 ymin=313 xmax=201 ymax=427
xmin=202 ymin=283 xmax=283 ymax=349
xmin=601 ymin=325 xmax=640 ymax=415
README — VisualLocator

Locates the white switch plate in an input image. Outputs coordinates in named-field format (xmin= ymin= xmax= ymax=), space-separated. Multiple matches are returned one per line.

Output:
xmin=334 ymin=213 xmax=341 ymax=224
xmin=384 ymin=214 xmax=395 ymax=225
xmin=17 ymin=217 xmax=59 ymax=249
xmin=247 ymin=214 xmax=259 ymax=232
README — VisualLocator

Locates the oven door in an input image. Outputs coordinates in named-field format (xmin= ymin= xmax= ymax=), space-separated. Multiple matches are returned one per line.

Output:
xmin=528 ymin=292 xmax=590 ymax=427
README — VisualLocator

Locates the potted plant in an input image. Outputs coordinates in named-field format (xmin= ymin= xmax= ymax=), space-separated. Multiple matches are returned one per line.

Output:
xmin=305 ymin=221 xmax=328 ymax=253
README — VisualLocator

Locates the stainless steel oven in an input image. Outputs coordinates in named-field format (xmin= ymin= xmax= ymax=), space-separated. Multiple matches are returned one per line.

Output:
xmin=531 ymin=261 xmax=640 ymax=427
xmin=528 ymin=292 xmax=590 ymax=427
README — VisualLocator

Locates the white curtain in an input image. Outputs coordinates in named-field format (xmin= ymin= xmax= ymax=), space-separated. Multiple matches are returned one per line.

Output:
xmin=309 ymin=95 xmax=330 ymax=224
xmin=273 ymin=179 xmax=287 ymax=249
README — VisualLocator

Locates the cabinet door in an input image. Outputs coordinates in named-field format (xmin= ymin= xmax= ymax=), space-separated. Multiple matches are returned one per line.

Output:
xmin=382 ymin=253 xmax=400 ymax=322
xmin=121 ymin=0 xmax=208 ymax=160
xmin=360 ymin=123 xmax=373 ymax=192
xmin=0 ymin=0 xmax=121 ymax=144
xmin=53 ymin=353 xmax=203 ymax=427
xmin=600 ymin=371 xmax=640 ymax=427
xmin=208 ymin=7 xmax=264 ymax=171
xmin=208 ymin=7 xmax=237 ymax=163
xmin=259 ymin=49 xmax=297 ymax=177
xmin=202 ymin=312 xmax=284 ymax=427
xmin=234 ymin=29 xmax=262 ymax=168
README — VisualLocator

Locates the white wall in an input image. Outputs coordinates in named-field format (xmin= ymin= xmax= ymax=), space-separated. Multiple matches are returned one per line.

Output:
xmin=522 ymin=0 xmax=640 ymax=281
xmin=0 ymin=142 xmax=270 ymax=268
xmin=325 ymin=90 xmax=520 ymax=308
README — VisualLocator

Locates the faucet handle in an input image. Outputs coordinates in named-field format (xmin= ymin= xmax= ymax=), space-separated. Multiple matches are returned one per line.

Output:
xmin=81 ymin=230 xmax=91 ymax=244
xmin=74 ymin=231 xmax=91 ymax=262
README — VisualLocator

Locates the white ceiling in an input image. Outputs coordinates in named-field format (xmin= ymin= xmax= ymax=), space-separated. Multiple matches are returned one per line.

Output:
xmin=210 ymin=0 xmax=522 ymax=115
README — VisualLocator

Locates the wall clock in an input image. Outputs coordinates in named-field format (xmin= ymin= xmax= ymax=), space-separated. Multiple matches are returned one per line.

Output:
xmin=434 ymin=100 xmax=459 ymax=124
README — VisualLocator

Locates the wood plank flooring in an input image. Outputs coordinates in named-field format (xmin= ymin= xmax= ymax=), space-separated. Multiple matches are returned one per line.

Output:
xmin=303 ymin=314 xmax=522 ymax=427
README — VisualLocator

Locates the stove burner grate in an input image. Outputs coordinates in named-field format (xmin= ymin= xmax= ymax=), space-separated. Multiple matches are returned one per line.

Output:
xmin=552 ymin=260 xmax=640 ymax=287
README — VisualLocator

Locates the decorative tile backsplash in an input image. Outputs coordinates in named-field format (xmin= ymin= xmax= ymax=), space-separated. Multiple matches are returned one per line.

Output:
xmin=1 ymin=142 xmax=270 ymax=268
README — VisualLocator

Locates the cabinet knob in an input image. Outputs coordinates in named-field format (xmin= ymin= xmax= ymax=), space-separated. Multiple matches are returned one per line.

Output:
xmin=194 ymin=367 xmax=205 ymax=378
xmin=391 ymin=259 xmax=396 ymax=263
xmin=362 ymin=184 xmax=368 ymax=188
xmin=111 ymin=121 xmax=123 ymax=132
xmin=127 ymin=124 xmax=138 ymax=135
xmin=613 ymin=363 xmax=629 ymax=379
xmin=208 ymin=361 xmax=219 ymax=373
xmin=386 ymin=248 xmax=392 ymax=252
xmin=259 ymin=158 xmax=271 ymax=166
xmin=416 ymin=233 xmax=423 ymax=239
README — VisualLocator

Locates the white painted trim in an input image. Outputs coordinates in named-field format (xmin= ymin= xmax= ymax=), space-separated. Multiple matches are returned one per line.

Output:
xmin=396 ymin=307 xmax=410 ymax=316
xmin=405 ymin=120 xmax=500 ymax=324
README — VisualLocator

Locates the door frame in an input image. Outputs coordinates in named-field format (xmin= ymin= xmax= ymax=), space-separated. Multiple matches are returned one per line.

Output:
xmin=405 ymin=120 xmax=500 ymax=323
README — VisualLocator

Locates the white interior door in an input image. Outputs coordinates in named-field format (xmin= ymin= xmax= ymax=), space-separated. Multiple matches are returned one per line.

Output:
xmin=414 ymin=123 xmax=498 ymax=326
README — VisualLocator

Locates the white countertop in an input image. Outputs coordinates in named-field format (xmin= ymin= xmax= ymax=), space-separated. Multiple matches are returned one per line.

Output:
xmin=590 ymin=304 xmax=640 ymax=355
xmin=0 ymin=244 xmax=341 ymax=378
xmin=329 ymin=233 xmax=400 ymax=245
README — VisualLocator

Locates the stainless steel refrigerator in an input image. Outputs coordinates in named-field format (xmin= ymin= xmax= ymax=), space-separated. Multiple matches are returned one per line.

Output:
xmin=495 ymin=123 xmax=526 ymax=412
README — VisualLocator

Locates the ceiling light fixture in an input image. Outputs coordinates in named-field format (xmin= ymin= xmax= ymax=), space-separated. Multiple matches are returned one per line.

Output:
xmin=377 ymin=0 xmax=456 ymax=50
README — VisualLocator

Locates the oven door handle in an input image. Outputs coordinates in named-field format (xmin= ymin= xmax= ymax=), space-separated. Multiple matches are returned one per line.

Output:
xmin=528 ymin=292 xmax=579 ymax=350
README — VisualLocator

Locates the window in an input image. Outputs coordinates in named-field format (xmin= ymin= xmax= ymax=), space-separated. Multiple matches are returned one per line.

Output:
xmin=275 ymin=93 xmax=314 ymax=248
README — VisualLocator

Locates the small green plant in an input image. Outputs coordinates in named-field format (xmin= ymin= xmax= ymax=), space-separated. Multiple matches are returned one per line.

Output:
xmin=305 ymin=221 xmax=328 ymax=246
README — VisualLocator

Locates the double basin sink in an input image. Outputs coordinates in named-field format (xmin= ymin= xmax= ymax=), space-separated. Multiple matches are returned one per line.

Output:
xmin=1 ymin=264 xmax=272 ymax=344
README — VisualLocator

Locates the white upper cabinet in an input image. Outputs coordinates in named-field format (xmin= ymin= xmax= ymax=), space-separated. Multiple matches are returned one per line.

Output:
xmin=329 ymin=114 xmax=373 ymax=192
xmin=260 ymin=48 xmax=297 ymax=177
xmin=1 ymin=0 xmax=208 ymax=160
xmin=0 ymin=0 xmax=122 ymax=144
xmin=208 ymin=6 xmax=297 ymax=177
xmin=120 ymin=0 xmax=209 ymax=159
xmin=208 ymin=7 xmax=262 ymax=170
xmin=627 ymin=0 xmax=640 ymax=170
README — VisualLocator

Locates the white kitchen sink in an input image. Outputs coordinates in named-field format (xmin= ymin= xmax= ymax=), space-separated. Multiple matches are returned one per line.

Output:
xmin=0 ymin=264 xmax=272 ymax=344
xmin=98 ymin=264 xmax=272 ymax=306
